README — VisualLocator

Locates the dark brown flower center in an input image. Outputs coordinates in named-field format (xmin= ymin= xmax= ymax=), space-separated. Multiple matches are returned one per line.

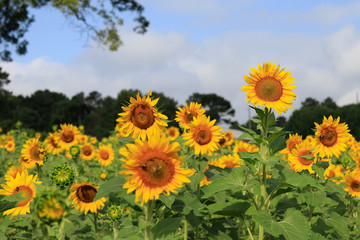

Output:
xmin=194 ymin=129 xmax=212 ymax=145
xmin=255 ymin=77 xmax=283 ymax=102
xmin=76 ymin=185 xmax=97 ymax=203
xmin=100 ymin=150 xmax=109 ymax=160
xmin=82 ymin=146 xmax=92 ymax=156
xmin=139 ymin=157 xmax=175 ymax=187
xmin=185 ymin=111 xmax=195 ymax=123
xmin=351 ymin=181 xmax=360 ymax=192
xmin=30 ymin=145 xmax=41 ymax=161
xmin=218 ymin=137 xmax=226 ymax=146
xmin=131 ymin=104 xmax=155 ymax=129
xmin=298 ymin=150 xmax=313 ymax=166
xmin=320 ymin=128 xmax=337 ymax=147
xmin=62 ymin=130 xmax=75 ymax=143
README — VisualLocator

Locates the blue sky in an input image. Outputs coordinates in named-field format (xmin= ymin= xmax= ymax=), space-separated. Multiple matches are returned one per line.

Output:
xmin=4 ymin=0 xmax=360 ymax=126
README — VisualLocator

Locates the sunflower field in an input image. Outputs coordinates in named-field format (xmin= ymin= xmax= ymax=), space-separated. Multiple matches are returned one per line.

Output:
xmin=1 ymin=62 xmax=360 ymax=240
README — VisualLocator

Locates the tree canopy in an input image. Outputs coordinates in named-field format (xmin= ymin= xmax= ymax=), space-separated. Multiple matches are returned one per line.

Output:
xmin=0 ymin=0 xmax=149 ymax=87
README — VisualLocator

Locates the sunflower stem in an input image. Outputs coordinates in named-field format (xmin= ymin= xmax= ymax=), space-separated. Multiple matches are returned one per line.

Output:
xmin=93 ymin=212 xmax=98 ymax=235
xmin=183 ymin=219 xmax=188 ymax=240
xmin=58 ymin=218 xmax=66 ymax=240
xmin=145 ymin=200 xmax=154 ymax=240
xmin=113 ymin=220 xmax=118 ymax=240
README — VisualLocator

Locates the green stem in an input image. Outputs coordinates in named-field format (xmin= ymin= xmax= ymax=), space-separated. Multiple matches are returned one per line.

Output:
xmin=145 ymin=200 xmax=154 ymax=240
xmin=58 ymin=219 xmax=66 ymax=240
xmin=183 ymin=219 xmax=188 ymax=240
xmin=41 ymin=224 xmax=49 ymax=240
xmin=93 ymin=212 xmax=98 ymax=235
xmin=113 ymin=221 xmax=118 ymax=240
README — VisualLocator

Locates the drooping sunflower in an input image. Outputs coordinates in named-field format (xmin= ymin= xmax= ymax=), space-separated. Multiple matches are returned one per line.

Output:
xmin=68 ymin=182 xmax=106 ymax=214
xmin=95 ymin=143 xmax=115 ymax=166
xmin=4 ymin=166 xmax=27 ymax=182
xmin=0 ymin=172 xmax=41 ymax=218
xmin=288 ymin=141 xmax=316 ymax=174
xmin=21 ymin=138 xmax=47 ymax=169
xmin=175 ymin=102 xmax=206 ymax=129
xmin=166 ymin=126 xmax=180 ymax=141
xmin=120 ymin=133 xmax=195 ymax=205
xmin=116 ymin=91 xmax=168 ymax=141
xmin=344 ymin=170 xmax=360 ymax=197
xmin=314 ymin=116 xmax=350 ymax=158
xmin=44 ymin=132 xmax=63 ymax=155
xmin=57 ymin=123 xmax=80 ymax=150
xmin=241 ymin=61 xmax=297 ymax=115
xmin=37 ymin=194 xmax=66 ymax=223
xmin=183 ymin=115 xmax=222 ymax=156
xmin=79 ymin=143 xmax=95 ymax=161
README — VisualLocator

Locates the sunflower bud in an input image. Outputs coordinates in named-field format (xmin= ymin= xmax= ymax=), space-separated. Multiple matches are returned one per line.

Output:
xmin=69 ymin=145 xmax=81 ymax=160
xmin=342 ymin=157 xmax=351 ymax=166
xmin=107 ymin=205 xmax=122 ymax=221
xmin=50 ymin=164 xmax=74 ymax=188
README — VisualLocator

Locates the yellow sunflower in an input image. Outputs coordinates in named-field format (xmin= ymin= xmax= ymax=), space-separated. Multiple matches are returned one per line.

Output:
xmin=37 ymin=195 xmax=65 ymax=223
xmin=314 ymin=116 xmax=350 ymax=158
xmin=80 ymin=143 xmax=95 ymax=161
xmin=344 ymin=170 xmax=360 ymax=197
xmin=217 ymin=154 xmax=243 ymax=169
xmin=44 ymin=132 xmax=63 ymax=155
xmin=120 ymin=133 xmax=195 ymax=205
xmin=21 ymin=138 xmax=47 ymax=169
xmin=241 ymin=61 xmax=297 ymax=115
xmin=68 ymin=182 xmax=106 ymax=214
xmin=175 ymin=102 xmax=206 ymax=129
xmin=233 ymin=140 xmax=259 ymax=154
xmin=183 ymin=115 xmax=222 ymax=155
xmin=166 ymin=126 xmax=180 ymax=141
xmin=4 ymin=166 xmax=27 ymax=182
xmin=95 ymin=143 xmax=115 ymax=166
xmin=280 ymin=133 xmax=303 ymax=156
xmin=288 ymin=141 xmax=316 ymax=174
xmin=57 ymin=123 xmax=80 ymax=150
xmin=0 ymin=172 xmax=41 ymax=219
xmin=5 ymin=140 xmax=15 ymax=152
xmin=324 ymin=163 xmax=344 ymax=185
xmin=116 ymin=91 xmax=168 ymax=141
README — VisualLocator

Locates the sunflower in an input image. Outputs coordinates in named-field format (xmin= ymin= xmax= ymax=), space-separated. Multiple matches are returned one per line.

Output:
xmin=80 ymin=143 xmax=95 ymax=161
xmin=288 ymin=141 xmax=316 ymax=174
xmin=18 ymin=155 xmax=34 ymax=169
xmin=4 ymin=166 xmax=26 ymax=182
xmin=57 ymin=123 xmax=80 ymax=150
xmin=233 ymin=140 xmax=259 ymax=154
xmin=217 ymin=154 xmax=243 ymax=169
xmin=68 ymin=182 xmax=106 ymax=214
xmin=21 ymin=138 xmax=47 ymax=169
xmin=241 ymin=61 xmax=297 ymax=115
xmin=44 ymin=132 xmax=63 ymax=155
xmin=324 ymin=163 xmax=344 ymax=184
xmin=0 ymin=172 xmax=41 ymax=219
xmin=5 ymin=140 xmax=15 ymax=152
xmin=95 ymin=143 xmax=115 ymax=167
xmin=314 ymin=116 xmax=350 ymax=158
xmin=175 ymin=102 xmax=206 ymax=129
xmin=116 ymin=91 xmax=168 ymax=141
xmin=280 ymin=133 xmax=303 ymax=156
xmin=78 ymin=134 xmax=88 ymax=144
xmin=183 ymin=115 xmax=222 ymax=155
xmin=120 ymin=133 xmax=195 ymax=205
xmin=50 ymin=164 xmax=74 ymax=188
xmin=344 ymin=170 xmax=360 ymax=197
xmin=166 ymin=126 xmax=180 ymax=141
xmin=37 ymin=194 xmax=65 ymax=223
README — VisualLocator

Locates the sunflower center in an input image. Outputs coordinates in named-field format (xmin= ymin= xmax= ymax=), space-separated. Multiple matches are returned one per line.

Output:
xmin=100 ymin=150 xmax=109 ymax=160
xmin=255 ymin=77 xmax=283 ymax=102
xmin=194 ymin=129 xmax=212 ymax=145
xmin=218 ymin=137 xmax=226 ymax=146
xmin=168 ymin=129 xmax=176 ymax=137
xmin=62 ymin=130 xmax=75 ymax=143
xmin=13 ymin=186 xmax=33 ymax=207
xmin=140 ymin=157 xmax=175 ymax=187
xmin=320 ymin=128 xmax=337 ymax=147
xmin=327 ymin=170 xmax=336 ymax=179
xmin=76 ymin=185 xmax=97 ymax=203
xmin=298 ymin=150 xmax=313 ymax=166
xmin=30 ymin=146 xmax=41 ymax=161
xmin=288 ymin=141 xmax=300 ymax=153
xmin=131 ymin=104 xmax=155 ymax=129
xmin=82 ymin=146 xmax=92 ymax=156
xmin=351 ymin=181 xmax=360 ymax=192
xmin=223 ymin=160 xmax=237 ymax=168
xmin=185 ymin=111 xmax=195 ymax=123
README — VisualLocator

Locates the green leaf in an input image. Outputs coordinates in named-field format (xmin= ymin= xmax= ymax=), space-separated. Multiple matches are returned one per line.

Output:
xmin=283 ymin=169 xmax=319 ymax=189
xmin=268 ymin=112 xmax=276 ymax=127
xmin=213 ymin=201 xmax=250 ymax=217
xmin=309 ymin=231 xmax=328 ymax=240
xmin=303 ymin=190 xmax=326 ymax=207
xmin=269 ymin=134 xmax=287 ymax=155
xmin=93 ymin=176 xmax=125 ymax=201
xmin=253 ymin=210 xmax=282 ymax=237
xmin=151 ymin=217 xmax=182 ymax=239
xmin=118 ymin=136 xmax=134 ymax=145
xmin=325 ymin=212 xmax=351 ymax=239
xmin=277 ymin=209 xmax=311 ymax=240
xmin=250 ymin=106 xmax=265 ymax=120
xmin=202 ymin=170 xmax=245 ymax=198
xmin=159 ymin=194 xmax=175 ymax=209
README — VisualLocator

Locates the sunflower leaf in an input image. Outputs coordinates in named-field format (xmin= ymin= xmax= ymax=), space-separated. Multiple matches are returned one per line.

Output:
xmin=151 ymin=217 xmax=182 ymax=239
xmin=93 ymin=176 xmax=126 ymax=201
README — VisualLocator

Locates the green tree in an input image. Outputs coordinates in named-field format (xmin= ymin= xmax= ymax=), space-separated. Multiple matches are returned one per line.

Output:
xmin=0 ymin=0 xmax=149 ymax=86
xmin=301 ymin=97 xmax=319 ymax=108
xmin=321 ymin=97 xmax=338 ymax=109
xmin=186 ymin=93 xmax=235 ymax=125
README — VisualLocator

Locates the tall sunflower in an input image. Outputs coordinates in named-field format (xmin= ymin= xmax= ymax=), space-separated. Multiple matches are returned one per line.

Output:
xmin=95 ymin=143 xmax=115 ymax=166
xmin=183 ymin=115 xmax=222 ymax=155
xmin=175 ymin=102 xmax=206 ymax=129
xmin=241 ymin=61 xmax=297 ymax=115
xmin=116 ymin=91 xmax=168 ymax=141
xmin=344 ymin=170 xmax=360 ymax=197
xmin=68 ymin=182 xmax=106 ymax=214
xmin=120 ymin=133 xmax=195 ymax=205
xmin=314 ymin=116 xmax=350 ymax=158
xmin=57 ymin=124 xmax=80 ymax=150
xmin=21 ymin=138 xmax=47 ymax=169
xmin=0 ymin=172 xmax=41 ymax=218
xmin=288 ymin=141 xmax=316 ymax=174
